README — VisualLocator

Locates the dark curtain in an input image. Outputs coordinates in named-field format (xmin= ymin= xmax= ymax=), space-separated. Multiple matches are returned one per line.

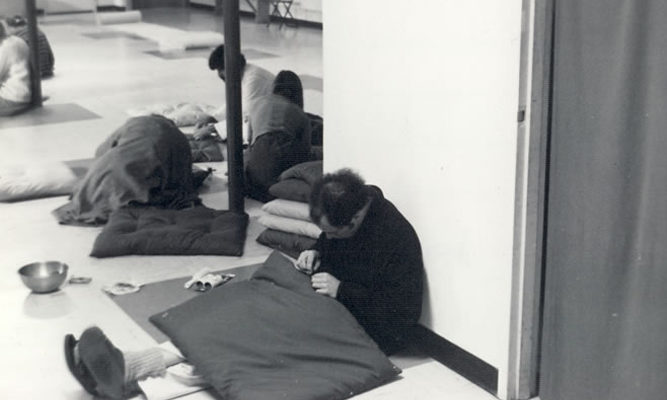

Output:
xmin=540 ymin=1 xmax=667 ymax=400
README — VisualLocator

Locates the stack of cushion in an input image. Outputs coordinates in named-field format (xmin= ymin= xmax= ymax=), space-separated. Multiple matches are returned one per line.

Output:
xmin=256 ymin=161 xmax=323 ymax=258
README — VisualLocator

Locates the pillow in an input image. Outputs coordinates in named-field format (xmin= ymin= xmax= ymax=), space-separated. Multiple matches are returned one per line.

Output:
xmin=150 ymin=251 xmax=400 ymax=400
xmin=0 ymin=161 xmax=78 ymax=202
xmin=261 ymin=198 xmax=311 ymax=221
xmin=268 ymin=178 xmax=311 ymax=202
xmin=278 ymin=160 xmax=323 ymax=186
xmin=258 ymin=213 xmax=321 ymax=239
xmin=90 ymin=206 xmax=248 ymax=258
xmin=256 ymin=228 xmax=317 ymax=259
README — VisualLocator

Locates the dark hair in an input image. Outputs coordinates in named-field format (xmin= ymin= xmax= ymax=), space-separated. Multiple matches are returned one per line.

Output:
xmin=272 ymin=70 xmax=304 ymax=109
xmin=309 ymin=169 xmax=369 ymax=227
xmin=208 ymin=44 xmax=246 ymax=71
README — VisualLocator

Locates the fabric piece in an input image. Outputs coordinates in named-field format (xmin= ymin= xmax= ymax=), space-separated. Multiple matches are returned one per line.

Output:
xmin=268 ymin=178 xmax=311 ymax=202
xmin=278 ymin=160 xmax=323 ymax=185
xmin=53 ymin=115 xmax=200 ymax=226
xmin=258 ymin=213 xmax=321 ymax=239
xmin=150 ymin=251 xmax=401 ymax=400
xmin=314 ymin=186 xmax=424 ymax=355
xmin=90 ymin=206 xmax=248 ymax=258
xmin=261 ymin=198 xmax=311 ymax=221
xmin=0 ymin=161 xmax=78 ymax=202
xmin=256 ymin=228 xmax=317 ymax=259
xmin=540 ymin=2 xmax=667 ymax=400
xmin=125 ymin=103 xmax=223 ymax=127
xmin=185 ymin=135 xmax=224 ymax=162
xmin=245 ymin=131 xmax=309 ymax=202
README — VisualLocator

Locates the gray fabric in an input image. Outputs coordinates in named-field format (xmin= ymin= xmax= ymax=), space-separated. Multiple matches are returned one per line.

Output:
xmin=540 ymin=2 xmax=667 ymax=400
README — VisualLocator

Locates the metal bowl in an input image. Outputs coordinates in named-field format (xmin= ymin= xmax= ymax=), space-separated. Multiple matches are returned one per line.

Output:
xmin=18 ymin=261 xmax=69 ymax=293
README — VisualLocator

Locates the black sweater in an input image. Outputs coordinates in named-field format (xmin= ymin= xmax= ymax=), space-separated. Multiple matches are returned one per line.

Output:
xmin=314 ymin=186 xmax=424 ymax=354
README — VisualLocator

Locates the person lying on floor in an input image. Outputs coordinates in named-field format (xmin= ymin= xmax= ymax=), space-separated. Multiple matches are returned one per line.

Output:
xmin=64 ymin=169 xmax=424 ymax=399
xmin=191 ymin=44 xmax=275 ymax=141
xmin=244 ymin=70 xmax=312 ymax=202
xmin=0 ymin=18 xmax=32 ymax=117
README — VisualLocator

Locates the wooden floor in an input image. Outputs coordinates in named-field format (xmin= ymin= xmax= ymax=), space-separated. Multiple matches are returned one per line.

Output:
xmin=0 ymin=8 xmax=496 ymax=400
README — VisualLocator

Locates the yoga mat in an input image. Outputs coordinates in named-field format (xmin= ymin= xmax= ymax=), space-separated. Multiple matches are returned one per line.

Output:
xmin=96 ymin=10 xmax=142 ymax=25
xmin=106 ymin=22 xmax=223 ymax=53
xmin=0 ymin=103 xmax=100 ymax=129
xmin=108 ymin=263 xmax=262 ymax=343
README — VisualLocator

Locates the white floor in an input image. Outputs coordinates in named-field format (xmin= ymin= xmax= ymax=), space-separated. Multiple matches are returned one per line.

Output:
xmin=0 ymin=7 xmax=496 ymax=400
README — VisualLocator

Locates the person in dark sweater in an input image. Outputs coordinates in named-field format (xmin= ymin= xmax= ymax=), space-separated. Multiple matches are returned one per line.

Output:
xmin=296 ymin=169 xmax=424 ymax=355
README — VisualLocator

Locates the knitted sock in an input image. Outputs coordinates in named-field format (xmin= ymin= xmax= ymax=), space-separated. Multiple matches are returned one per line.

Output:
xmin=123 ymin=348 xmax=167 ymax=383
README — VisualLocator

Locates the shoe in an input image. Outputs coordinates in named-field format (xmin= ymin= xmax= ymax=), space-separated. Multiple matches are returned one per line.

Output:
xmin=77 ymin=327 xmax=131 ymax=399
xmin=64 ymin=334 xmax=98 ymax=395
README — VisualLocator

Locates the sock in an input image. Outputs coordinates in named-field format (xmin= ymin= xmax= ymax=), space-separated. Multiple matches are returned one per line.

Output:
xmin=123 ymin=348 xmax=167 ymax=383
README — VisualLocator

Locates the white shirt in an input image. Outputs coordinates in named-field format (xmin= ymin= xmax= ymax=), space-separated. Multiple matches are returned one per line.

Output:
xmin=214 ymin=64 xmax=275 ymax=142
xmin=0 ymin=36 xmax=31 ymax=103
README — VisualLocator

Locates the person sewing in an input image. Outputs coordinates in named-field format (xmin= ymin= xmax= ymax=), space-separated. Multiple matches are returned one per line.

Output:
xmin=192 ymin=44 xmax=275 ymax=142
xmin=296 ymin=168 xmax=424 ymax=355
xmin=0 ymin=18 xmax=32 ymax=117
xmin=244 ymin=70 xmax=312 ymax=202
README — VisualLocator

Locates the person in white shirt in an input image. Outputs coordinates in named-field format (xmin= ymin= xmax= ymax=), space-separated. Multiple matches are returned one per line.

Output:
xmin=0 ymin=19 xmax=32 ymax=117
xmin=193 ymin=45 xmax=275 ymax=142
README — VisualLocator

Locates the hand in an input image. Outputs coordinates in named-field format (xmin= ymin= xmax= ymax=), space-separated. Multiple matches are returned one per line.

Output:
xmin=193 ymin=124 xmax=218 ymax=141
xmin=194 ymin=115 xmax=218 ymax=129
xmin=311 ymin=273 xmax=340 ymax=298
xmin=295 ymin=250 xmax=320 ymax=275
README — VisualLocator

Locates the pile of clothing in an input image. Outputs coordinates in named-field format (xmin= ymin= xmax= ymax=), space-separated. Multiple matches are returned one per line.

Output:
xmin=256 ymin=161 xmax=323 ymax=258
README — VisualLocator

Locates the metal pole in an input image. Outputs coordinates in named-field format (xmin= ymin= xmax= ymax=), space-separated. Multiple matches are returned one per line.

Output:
xmin=223 ymin=0 xmax=245 ymax=213
xmin=25 ymin=0 xmax=42 ymax=107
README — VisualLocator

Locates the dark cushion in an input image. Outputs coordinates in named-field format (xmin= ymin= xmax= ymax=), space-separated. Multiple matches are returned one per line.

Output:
xmin=268 ymin=178 xmax=312 ymax=202
xmin=256 ymin=228 xmax=317 ymax=258
xmin=278 ymin=160 xmax=323 ymax=186
xmin=150 ymin=251 xmax=400 ymax=400
xmin=90 ymin=206 xmax=248 ymax=258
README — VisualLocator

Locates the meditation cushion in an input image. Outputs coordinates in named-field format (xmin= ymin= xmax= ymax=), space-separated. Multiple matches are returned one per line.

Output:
xmin=261 ymin=198 xmax=311 ymax=221
xmin=268 ymin=178 xmax=312 ymax=203
xmin=256 ymin=228 xmax=317 ymax=259
xmin=258 ymin=213 xmax=321 ymax=239
xmin=150 ymin=251 xmax=400 ymax=400
xmin=0 ymin=161 xmax=79 ymax=202
xmin=90 ymin=206 xmax=248 ymax=258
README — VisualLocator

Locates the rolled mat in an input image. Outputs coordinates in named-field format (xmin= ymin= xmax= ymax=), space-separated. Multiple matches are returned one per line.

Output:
xmin=96 ymin=10 xmax=142 ymax=25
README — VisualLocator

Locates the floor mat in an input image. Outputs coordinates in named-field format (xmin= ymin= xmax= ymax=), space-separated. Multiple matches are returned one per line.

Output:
xmin=105 ymin=22 xmax=223 ymax=52
xmin=0 ymin=103 xmax=100 ymax=129
xmin=107 ymin=263 xmax=262 ymax=343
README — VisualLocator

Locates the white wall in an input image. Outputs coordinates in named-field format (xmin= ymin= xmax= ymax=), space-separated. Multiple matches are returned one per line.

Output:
xmin=323 ymin=1 xmax=524 ymax=396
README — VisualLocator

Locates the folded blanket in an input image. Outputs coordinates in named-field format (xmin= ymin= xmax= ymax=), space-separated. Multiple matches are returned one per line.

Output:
xmin=261 ymin=198 xmax=311 ymax=221
xmin=258 ymin=213 xmax=321 ymax=239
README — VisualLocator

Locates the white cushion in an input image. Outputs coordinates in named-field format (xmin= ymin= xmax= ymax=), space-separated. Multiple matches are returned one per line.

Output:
xmin=0 ymin=162 xmax=78 ymax=202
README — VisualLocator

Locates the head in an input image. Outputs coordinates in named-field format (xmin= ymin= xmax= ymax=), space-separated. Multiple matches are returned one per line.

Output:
xmin=309 ymin=169 xmax=371 ymax=239
xmin=208 ymin=44 xmax=247 ymax=82
xmin=272 ymin=70 xmax=304 ymax=109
